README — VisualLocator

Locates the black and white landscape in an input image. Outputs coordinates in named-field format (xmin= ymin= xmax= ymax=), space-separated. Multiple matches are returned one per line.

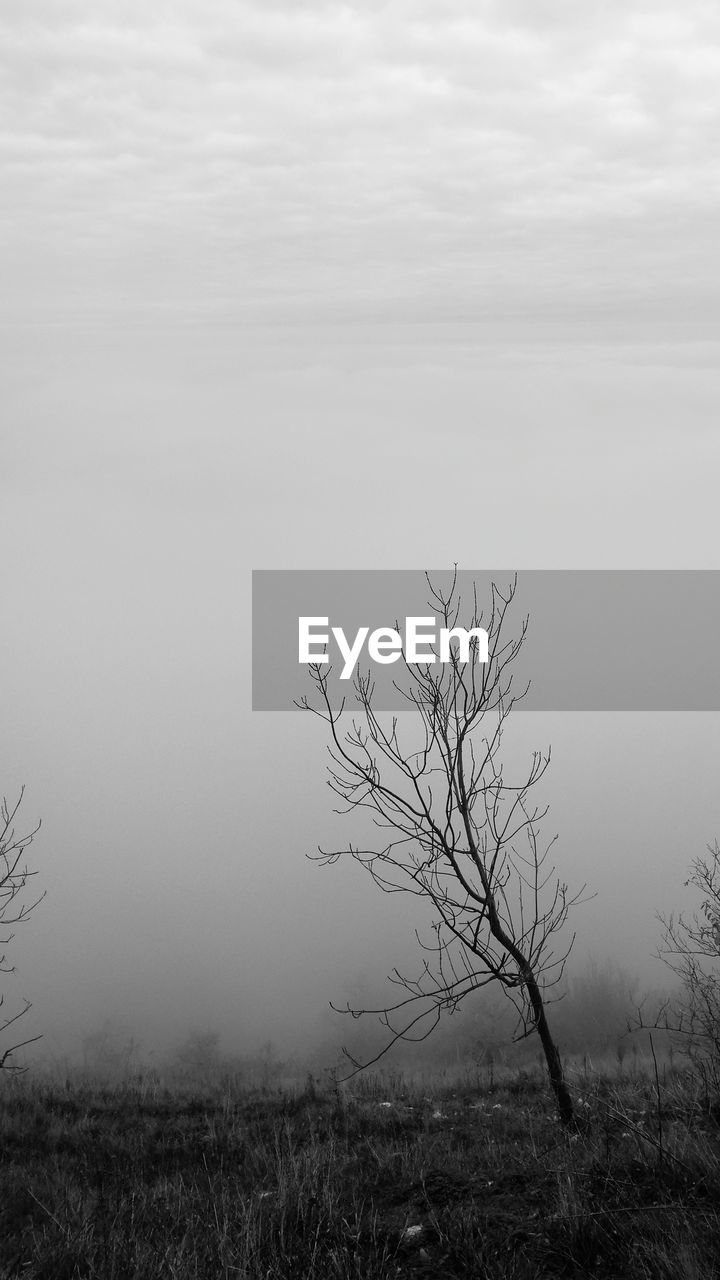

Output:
xmin=2 ymin=3 xmax=720 ymax=1275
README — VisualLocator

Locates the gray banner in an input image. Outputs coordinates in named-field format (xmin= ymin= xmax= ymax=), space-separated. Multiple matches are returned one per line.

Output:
xmin=252 ymin=570 xmax=720 ymax=711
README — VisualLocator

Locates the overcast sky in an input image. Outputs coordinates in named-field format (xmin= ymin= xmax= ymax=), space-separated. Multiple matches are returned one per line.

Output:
xmin=2 ymin=0 xmax=720 ymax=1065
xmin=3 ymin=0 xmax=720 ymax=322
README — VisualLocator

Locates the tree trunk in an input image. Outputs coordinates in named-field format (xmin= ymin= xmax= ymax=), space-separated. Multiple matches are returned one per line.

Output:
xmin=482 ymin=887 xmax=575 ymax=1125
xmin=524 ymin=969 xmax=574 ymax=1125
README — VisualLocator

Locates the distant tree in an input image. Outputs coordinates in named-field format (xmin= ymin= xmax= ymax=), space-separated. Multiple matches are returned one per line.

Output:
xmin=0 ymin=789 xmax=44 ymax=1071
xmin=553 ymin=959 xmax=639 ymax=1057
xmin=175 ymin=1030 xmax=221 ymax=1081
xmin=650 ymin=841 xmax=720 ymax=1096
xmin=81 ymin=1022 xmax=140 ymax=1081
xmin=256 ymin=1038 xmax=284 ymax=1088
xmin=299 ymin=573 xmax=585 ymax=1125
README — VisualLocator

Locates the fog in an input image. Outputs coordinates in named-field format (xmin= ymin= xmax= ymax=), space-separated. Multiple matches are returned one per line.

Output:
xmin=4 ymin=324 xmax=720 ymax=1070
xmin=3 ymin=1 xmax=720 ymax=1074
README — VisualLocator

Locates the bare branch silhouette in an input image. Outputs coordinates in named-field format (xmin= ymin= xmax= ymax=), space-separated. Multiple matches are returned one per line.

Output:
xmin=0 ymin=788 xmax=44 ymax=1072
xmin=299 ymin=573 xmax=587 ymax=1124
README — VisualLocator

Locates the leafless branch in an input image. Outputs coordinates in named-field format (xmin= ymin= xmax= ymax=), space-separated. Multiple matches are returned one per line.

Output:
xmin=300 ymin=574 xmax=585 ymax=1123
xmin=0 ymin=789 xmax=44 ymax=1071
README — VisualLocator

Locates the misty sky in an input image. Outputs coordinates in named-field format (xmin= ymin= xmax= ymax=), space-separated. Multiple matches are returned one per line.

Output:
xmin=2 ymin=0 xmax=720 ymax=1064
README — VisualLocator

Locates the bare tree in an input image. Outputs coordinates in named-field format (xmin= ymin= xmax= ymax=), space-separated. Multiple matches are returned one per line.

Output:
xmin=650 ymin=842 xmax=720 ymax=1096
xmin=0 ymin=789 xmax=44 ymax=1071
xmin=299 ymin=573 xmax=585 ymax=1124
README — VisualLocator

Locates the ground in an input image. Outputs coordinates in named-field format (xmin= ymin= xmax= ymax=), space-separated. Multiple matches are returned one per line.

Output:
xmin=0 ymin=1063 xmax=718 ymax=1278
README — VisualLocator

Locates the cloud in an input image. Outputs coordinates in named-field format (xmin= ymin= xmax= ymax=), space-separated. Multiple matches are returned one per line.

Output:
xmin=1 ymin=0 xmax=719 ymax=321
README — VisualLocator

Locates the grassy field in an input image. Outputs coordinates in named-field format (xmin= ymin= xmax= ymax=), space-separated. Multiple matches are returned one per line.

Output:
xmin=1 ymin=1062 xmax=718 ymax=1279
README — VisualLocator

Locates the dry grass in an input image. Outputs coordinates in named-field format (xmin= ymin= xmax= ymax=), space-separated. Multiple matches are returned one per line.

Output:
xmin=0 ymin=1062 xmax=718 ymax=1278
